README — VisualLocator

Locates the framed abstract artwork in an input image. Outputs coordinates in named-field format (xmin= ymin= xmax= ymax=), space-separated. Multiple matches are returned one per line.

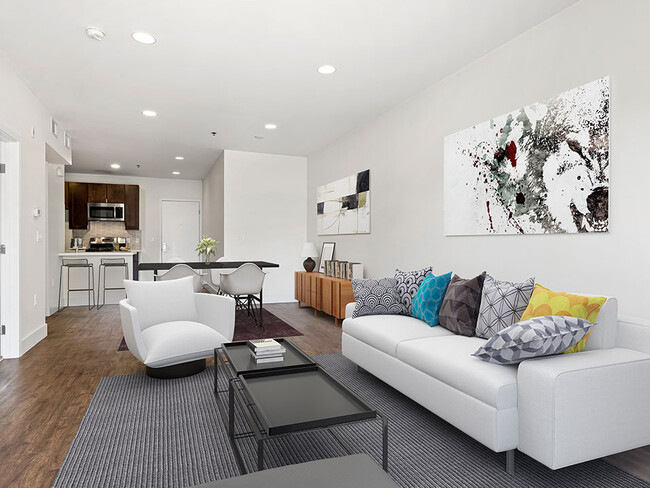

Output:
xmin=444 ymin=77 xmax=610 ymax=235
xmin=317 ymin=170 xmax=370 ymax=235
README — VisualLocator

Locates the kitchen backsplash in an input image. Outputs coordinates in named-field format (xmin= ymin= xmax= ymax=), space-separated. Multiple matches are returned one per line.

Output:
xmin=65 ymin=221 xmax=141 ymax=250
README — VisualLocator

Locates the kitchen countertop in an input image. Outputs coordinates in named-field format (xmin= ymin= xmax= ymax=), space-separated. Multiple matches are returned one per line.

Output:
xmin=59 ymin=251 xmax=137 ymax=257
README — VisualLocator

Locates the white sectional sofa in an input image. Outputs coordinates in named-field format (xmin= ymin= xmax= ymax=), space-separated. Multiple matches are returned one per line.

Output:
xmin=341 ymin=298 xmax=650 ymax=471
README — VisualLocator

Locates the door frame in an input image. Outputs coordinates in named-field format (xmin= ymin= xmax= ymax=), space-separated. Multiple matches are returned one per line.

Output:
xmin=159 ymin=199 xmax=202 ymax=262
xmin=0 ymin=126 xmax=21 ymax=359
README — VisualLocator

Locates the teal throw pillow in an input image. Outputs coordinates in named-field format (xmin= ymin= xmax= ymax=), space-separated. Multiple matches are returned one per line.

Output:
xmin=411 ymin=272 xmax=453 ymax=326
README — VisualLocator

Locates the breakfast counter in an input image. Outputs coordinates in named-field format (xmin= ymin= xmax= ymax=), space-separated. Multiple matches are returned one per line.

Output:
xmin=57 ymin=251 xmax=139 ymax=307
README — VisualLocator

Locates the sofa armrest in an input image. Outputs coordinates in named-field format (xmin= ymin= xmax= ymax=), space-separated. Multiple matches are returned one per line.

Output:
xmin=518 ymin=348 xmax=650 ymax=469
xmin=195 ymin=293 xmax=236 ymax=341
xmin=119 ymin=299 xmax=148 ymax=363
xmin=345 ymin=302 xmax=356 ymax=319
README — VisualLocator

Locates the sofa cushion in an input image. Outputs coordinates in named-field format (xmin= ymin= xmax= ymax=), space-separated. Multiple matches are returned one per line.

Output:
xmin=124 ymin=276 xmax=198 ymax=330
xmin=473 ymin=315 xmax=593 ymax=365
xmin=411 ymin=272 xmax=452 ymax=326
xmin=142 ymin=320 xmax=228 ymax=368
xmin=343 ymin=314 xmax=454 ymax=357
xmin=520 ymin=284 xmax=606 ymax=353
xmin=351 ymin=277 xmax=405 ymax=317
xmin=394 ymin=267 xmax=432 ymax=315
xmin=439 ymin=272 xmax=487 ymax=336
xmin=476 ymin=274 xmax=535 ymax=339
xmin=396 ymin=336 xmax=518 ymax=409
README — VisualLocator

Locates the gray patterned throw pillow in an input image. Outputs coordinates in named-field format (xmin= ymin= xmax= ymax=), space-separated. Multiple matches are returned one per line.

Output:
xmin=439 ymin=272 xmax=486 ymax=337
xmin=472 ymin=315 xmax=593 ymax=365
xmin=475 ymin=274 xmax=535 ymax=339
xmin=351 ymin=277 xmax=405 ymax=318
xmin=394 ymin=267 xmax=433 ymax=315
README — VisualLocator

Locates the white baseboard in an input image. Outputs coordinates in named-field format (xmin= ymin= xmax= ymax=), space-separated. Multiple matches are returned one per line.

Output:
xmin=20 ymin=323 xmax=48 ymax=356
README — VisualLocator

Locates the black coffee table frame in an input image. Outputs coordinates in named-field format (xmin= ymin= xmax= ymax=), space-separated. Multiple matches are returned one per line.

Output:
xmin=214 ymin=342 xmax=388 ymax=475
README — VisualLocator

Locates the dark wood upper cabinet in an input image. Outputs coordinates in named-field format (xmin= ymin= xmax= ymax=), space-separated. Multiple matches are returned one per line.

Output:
xmin=106 ymin=184 xmax=125 ymax=203
xmin=68 ymin=182 xmax=88 ymax=229
xmin=87 ymin=183 xmax=107 ymax=203
xmin=124 ymin=184 xmax=140 ymax=230
xmin=64 ymin=182 xmax=69 ymax=210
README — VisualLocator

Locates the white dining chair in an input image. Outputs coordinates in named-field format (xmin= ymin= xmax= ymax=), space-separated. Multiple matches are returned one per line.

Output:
xmin=205 ymin=256 xmax=232 ymax=294
xmin=219 ymin=263 xmax=267 ymax=328
xmin=156 ymin=263 xmax=204 ymax=293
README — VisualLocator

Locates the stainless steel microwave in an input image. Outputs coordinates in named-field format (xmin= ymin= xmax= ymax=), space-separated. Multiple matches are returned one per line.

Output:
xmin=87 ymin=202 xmax=125 ymax=222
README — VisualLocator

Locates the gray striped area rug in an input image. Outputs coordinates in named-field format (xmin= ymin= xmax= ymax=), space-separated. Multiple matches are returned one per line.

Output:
xmin=53 ymin=354 xmax=649 ymax=488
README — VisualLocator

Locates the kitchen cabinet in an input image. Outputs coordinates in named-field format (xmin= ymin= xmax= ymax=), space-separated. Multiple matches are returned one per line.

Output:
xmin=124 ymin=184 xmax=140 ymax=230
xmin=88 ymin=183 xmax=125 ymax=203
xmin=64 ymin=182 xmax=69 ymax=210
xmin=68 ymin=182 xmax=89 ymax=229
xmin=107 ymin=184 xmax=125 ymax=203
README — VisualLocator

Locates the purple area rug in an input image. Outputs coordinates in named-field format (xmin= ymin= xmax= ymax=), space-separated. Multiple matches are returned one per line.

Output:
xmin=118 ymin=308 xmax=302 ymax=351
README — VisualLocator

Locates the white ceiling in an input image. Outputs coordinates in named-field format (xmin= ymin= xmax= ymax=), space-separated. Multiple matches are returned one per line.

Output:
xmin=0 ymin=0 xmax=577 ymax=179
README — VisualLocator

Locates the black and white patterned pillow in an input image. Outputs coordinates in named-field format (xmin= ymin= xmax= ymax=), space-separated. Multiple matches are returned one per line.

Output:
xmin=351 ymin=277 xmax=405 ymax=318
xmin=394 ymin=267 xmax=433 ymax=315
xmin=472 ymin=315 xmax=593 ymax=365
xmin=475 ymin=274 xmax=535 ymax=339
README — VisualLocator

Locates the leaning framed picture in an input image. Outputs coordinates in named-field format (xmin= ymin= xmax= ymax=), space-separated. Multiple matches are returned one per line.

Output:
xmin=318 ymin=242 xmax=335 ymax=274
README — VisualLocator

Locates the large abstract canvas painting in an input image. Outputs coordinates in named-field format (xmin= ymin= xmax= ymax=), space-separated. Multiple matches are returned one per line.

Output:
xmin=444 ymin=77 xmax=610 ymax=235
xmin=317 ymin=170 xmax=370 ymax=235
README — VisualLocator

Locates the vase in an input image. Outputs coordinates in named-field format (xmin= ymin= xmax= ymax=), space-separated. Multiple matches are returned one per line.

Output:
xmin=204 ymin=253 xmax=211 ymax=264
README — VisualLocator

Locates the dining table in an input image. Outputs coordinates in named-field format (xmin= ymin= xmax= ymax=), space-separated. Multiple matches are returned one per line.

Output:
xmin=136 ymin=260 xmax=280 ymax=277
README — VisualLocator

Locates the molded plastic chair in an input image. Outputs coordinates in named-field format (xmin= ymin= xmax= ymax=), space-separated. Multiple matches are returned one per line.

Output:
xmin=156 ymin=263 xmax=204 ymax=292
xmin=205 ymin=256 xmax=232 ymax=294
xmin=219 ymin=263 xmax=267 ymax=328
xmin=120 ymin=276 xmax=235 ymax=378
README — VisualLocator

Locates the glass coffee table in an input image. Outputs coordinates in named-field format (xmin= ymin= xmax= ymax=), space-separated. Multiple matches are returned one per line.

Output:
xmin=214 ymin=340 xmax=388 ymax=474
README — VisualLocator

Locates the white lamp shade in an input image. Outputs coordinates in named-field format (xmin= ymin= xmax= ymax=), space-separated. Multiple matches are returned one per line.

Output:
xmin=300 ymin=242 xmax=319 ymax=258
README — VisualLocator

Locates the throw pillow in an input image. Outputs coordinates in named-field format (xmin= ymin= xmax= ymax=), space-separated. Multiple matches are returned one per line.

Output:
xmin=472 ymin=315 xmax=594 ymax=365
xmin=411 ymin=272 xmax=453 ymax=326
xmin=520 ymin=284 xmax=606 ymax=353
xmin=351 ymin=277 xmax=405 ymax=318
xmin=438 ymin=272 xmax=487 ymax=337
xmin=475 ymin=274 xmax=535 ymax=339
xmin=395 ymin=267 xmax=433 ymax=314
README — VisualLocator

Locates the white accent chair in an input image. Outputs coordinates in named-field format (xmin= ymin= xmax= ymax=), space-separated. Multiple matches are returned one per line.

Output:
xmin=120 ymin=276 xmax=235 ymax=378
xmin=156 ymin=263 xmax=204 ymax=293
xmin=220 ymin=263 xmax=267 ymax=327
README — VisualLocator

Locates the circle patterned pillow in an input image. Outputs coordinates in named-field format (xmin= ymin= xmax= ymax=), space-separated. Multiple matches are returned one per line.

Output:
xmin=351 ymin=277 xmax=405 ymax=318
xmin=394 ymin=267 xmax=433 ymax=315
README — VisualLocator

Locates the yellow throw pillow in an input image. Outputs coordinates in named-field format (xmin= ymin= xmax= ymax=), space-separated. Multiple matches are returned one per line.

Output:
xmin=520 ymin=284 xmax=607 ymax=353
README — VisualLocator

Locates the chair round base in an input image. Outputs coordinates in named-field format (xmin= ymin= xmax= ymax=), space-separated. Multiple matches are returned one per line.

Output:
xmin=146 ymin=359 xmax=206 ymax=379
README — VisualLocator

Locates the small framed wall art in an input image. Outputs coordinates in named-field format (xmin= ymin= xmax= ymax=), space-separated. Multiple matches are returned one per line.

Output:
xmin=318 ymin=242 xmax=335 ymax=274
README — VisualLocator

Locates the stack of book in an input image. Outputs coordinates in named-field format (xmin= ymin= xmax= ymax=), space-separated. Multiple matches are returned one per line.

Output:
xmin=248 ymin=338 xmax=286 ymax=363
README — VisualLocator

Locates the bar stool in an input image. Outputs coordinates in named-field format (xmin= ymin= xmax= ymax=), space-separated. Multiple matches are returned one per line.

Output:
xmin=58 ymin=258 xmax=95 ymax=311
xmin=97 ymin=257 xmax=129 ymax=309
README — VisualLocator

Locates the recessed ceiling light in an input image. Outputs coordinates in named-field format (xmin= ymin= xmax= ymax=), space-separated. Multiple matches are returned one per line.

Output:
xmin=142 ymin=110 xmax=157 ymax=117
xmin=86 ymin=26 xmax=106 ymax=41
xmin=317 ymin=65 xmax=336 ymax=75
xmin=172 ymin=171 xmax=180 ymax=175
xmin=132 ymin=31 xmax=156 ymax=45
xmin=110 ymin=163 xmax=120 ymax=169
xmin=175 ymin=156 xmax=184 ymax=160
xmin=264 ymin=123 xmax=277 ymax=130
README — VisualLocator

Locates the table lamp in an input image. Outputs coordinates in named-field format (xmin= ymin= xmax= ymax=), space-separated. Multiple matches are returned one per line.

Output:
xmin=300 ymin=242 xmax=319 ymax=272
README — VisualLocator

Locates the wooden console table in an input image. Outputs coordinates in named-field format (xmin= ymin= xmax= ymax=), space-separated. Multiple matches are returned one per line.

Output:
xmin=294 ymin=272 xmax=355 ymax=326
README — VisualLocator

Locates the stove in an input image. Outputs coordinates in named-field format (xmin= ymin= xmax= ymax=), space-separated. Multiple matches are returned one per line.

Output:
xmin=87 ymin=237 xmax=127 ymax=252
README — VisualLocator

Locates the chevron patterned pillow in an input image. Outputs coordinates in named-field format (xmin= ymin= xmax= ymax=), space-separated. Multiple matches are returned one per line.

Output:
xmin=472 ymin=315 xmax=594 ymax=365
xmin=475 ymin=274 xmax=535 ymax=339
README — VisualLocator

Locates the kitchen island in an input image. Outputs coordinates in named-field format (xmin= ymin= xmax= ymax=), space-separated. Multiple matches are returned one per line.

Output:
xmin=57 ymin=251 xmax=138 ymax=307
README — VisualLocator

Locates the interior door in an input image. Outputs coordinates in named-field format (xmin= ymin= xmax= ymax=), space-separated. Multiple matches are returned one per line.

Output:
xmin=160 ymin=200 xmax=201 ymax=262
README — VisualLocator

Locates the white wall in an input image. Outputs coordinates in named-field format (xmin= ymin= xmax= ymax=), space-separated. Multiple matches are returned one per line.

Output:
xmin=202 ymin=152 xmax=225 ymax=258
xmin=64 ymin=173 xmax=202 ymax=265
xmin=46 ymin=163 xmax=65 ymax=315
xmin=223 ymin=150 xmax=307 ymax=303
xmin=0 ymin=51 xmax=72 ymax=357
xmin=307 ymin=0 xmax=650 ymax=319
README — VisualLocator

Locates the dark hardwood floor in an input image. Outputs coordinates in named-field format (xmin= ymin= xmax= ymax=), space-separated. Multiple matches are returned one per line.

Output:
xmin=0 ymin=303 xmax=647 ymax=487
